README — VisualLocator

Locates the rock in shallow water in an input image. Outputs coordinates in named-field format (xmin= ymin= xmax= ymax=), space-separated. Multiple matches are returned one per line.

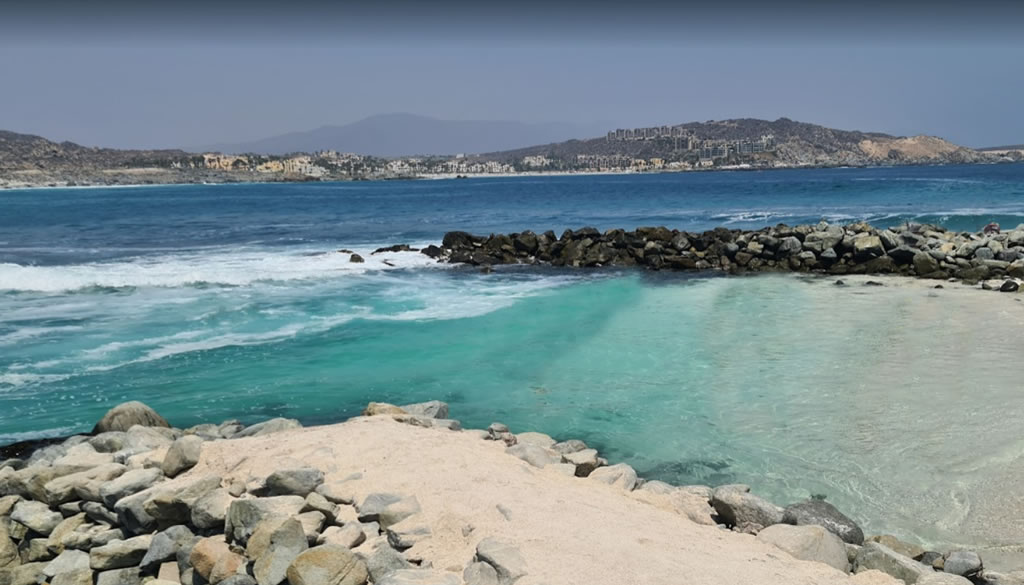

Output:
xmin=711 ymin=485 xmax=783 ymax=529
xmin=942 ymin=550 xmax=982 ymax=577
xmin=783 ymin=499 xmax=864 ymax=545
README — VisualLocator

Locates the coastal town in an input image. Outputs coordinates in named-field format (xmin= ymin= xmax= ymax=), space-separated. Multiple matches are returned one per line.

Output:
xmin=0 ymin=119 xmax=1020 ymax=189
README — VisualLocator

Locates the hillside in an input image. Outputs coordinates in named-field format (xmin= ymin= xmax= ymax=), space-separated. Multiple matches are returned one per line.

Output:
xmin=475 ymin=118 xmax=989 ymax=167
xmin=199 ymin=113 xmax=605 ymax=157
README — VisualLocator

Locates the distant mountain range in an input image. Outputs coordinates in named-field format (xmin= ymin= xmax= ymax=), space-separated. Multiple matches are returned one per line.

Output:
xmin=198 ymin=113 xmax=608 ymax=157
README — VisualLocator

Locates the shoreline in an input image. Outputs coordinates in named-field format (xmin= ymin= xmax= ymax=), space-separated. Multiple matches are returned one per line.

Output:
xmin=2 ymin=160 xmax=1020 ymax=192
xmin=1 ymin=400 xmax=1015 ymax=585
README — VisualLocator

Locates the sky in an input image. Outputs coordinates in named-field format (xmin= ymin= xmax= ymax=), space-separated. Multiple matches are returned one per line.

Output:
xmin=1 ymin=0 xmax=1022 ymax=150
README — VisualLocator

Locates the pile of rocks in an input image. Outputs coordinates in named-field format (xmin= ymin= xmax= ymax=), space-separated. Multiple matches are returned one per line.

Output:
xmin=0 ymin=401 xmax=507 ymax=585
xmin=2 ymin=400 xmax=1019 ymax=585
xmin=421 ymin=221 xmax=1024 ymax=289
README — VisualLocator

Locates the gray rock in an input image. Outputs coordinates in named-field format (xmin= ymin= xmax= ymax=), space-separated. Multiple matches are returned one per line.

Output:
xmin=191 ymin=488 xmax=233 ymax=531
xmin=45 ymin=463 xmax=127 ymax=505
xmin=120 ymin=425 xmax=175 ymax=455
xmin=265 ymin=468 xmax=324 ymax=497
xmin=46 ymin=512 xmax=89 ymax=554
xmin=0 ymin=523 xmax=18 ymax=569
xmin=253 ymin=518 xmax=309 ymax=585
xmin=219 ymin=576 xmax=259 ymax=585
xmin=377 ymin=497 xmax=422 ymax=529
xmin=854 ymin=235 xmax=884 ymax=260
xmin=550 ymin=440 xmax=587 ymax=455
xmin=286 ymin=545 xmax=369 ymax=585
xmin=93 ymin=401 xmax=170 ymax=433
xmin=1000 ymin=279 xmax=1020 ymax=292
xmin=914 ymin=251 xmax=940 ymax=275
xmin=5 ymin=562 xmax=48 ymax=585
xmin=475 ymin=538 xmax=527 ymax=585
xmin=711 ymin=485 xmax=783 ymax=528
xmin=140 ymin=525 xmax=194 ymax=571
xmin=161 ymin=435 xmax=204 ymax=478
xmin=26 ymin=538 xmax=54 ymax=562
xmin=303 ymin=492 xmax=339 ymax=524
xmin=376 ymin=569 xmax=461 ymax=585
xmin=782 ymin=499 xmax=864 ymax=545
xmin=504 ymin=444 xmax=559 ymax=469
xmin=399 ymin=401 xmax=449 ymax=419
xmin=854 ymin=542 xmax=932 ymax=584
xmin=563 ymin=449 xmax=601 ymax=477
xmin=89 ymin=432 xmax=128 ymax=454
xmin=318 ymin=525 xmax=366 ymax=550
xmin=917 ymin=574 xmax=972 ymax=585
xmin=89 ymin=535 xmax=153 ymax=570
xmin=81 ymin=502 xmax=120 ymax=526
xmin=95 ymin=567 xmax=142 ymax=585
xmin=360 ymin=538 xmax=413 ymax=581
xmin=356 ymin=493 xmax=404 ymax=522
xmin=385 ymin=515 xmax=431 ymax=550
xmin=11 ymin=500 xmax=62 ymax=535
xmin=50 ymin=568 xmax=94 ymax=585
xmin=464 ymin=561 xmax=500 ymax=585
xmin=233 ymin=418 xmax=302 ymax=438
xmin=43 ymin=549 xmax=90 ymax=578
xmin=53 ymin=443 xmax=114 ymax=468
xmin=587 ymin=463 xmax=638 ymax=490
xmin=756 ymin=524 xmax=848 ymax=572
xmin=295 ymin=511 xmax=327 ymax=545
xmin=514 ymin=433 xmax=556 ymax=449
xmin=225 ymin=496 xmax=306 ymax=546
xmin=943 ymin=550 xmax=982 ymax=577
xmin=0 ymin=494 xmax=21 ymax=516
xmin=99 ymin=468 xmax=164 ymax=508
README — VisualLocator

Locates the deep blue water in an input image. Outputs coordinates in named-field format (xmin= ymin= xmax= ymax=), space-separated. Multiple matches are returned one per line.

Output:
xmin=2 ymin=163 xmax=1024 ymax=548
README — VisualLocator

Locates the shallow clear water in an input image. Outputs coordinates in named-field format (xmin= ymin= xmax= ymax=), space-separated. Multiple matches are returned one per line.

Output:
xmin=2 ymin=164 xmax=1024 ymax=550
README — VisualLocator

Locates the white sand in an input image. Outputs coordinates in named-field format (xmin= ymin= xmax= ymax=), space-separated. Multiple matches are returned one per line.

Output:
xmin=191 ymin=415 xmax=882 ymax=585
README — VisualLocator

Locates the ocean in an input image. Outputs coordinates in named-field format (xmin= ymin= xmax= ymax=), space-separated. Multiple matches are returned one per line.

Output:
xmin=2 ymin=163 xmax=1024 ymax=550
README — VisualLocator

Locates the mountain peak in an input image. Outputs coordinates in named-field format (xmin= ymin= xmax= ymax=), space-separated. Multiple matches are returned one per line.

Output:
xmin=201 ymin=114 xmax=601 ymax=157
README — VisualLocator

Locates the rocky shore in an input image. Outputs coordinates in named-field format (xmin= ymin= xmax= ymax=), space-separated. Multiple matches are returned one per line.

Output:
xmin=1 ymin=401 xmax=1019 ymax=585
xmin=419 ymin=221 xmax=1024 ymax=291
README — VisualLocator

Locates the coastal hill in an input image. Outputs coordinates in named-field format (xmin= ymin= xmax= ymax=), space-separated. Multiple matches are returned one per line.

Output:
xmin=0 ymin=118 xmax=1016 ymax=188
xmin=197 ymin=113 xmax=605 ymax=157
xmin=474 ymin=117 xmax=991 ymax=167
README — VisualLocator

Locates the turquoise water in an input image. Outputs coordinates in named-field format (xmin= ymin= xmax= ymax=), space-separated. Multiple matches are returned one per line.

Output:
xmin=3 ymin=164 xmax=1024 ymax=549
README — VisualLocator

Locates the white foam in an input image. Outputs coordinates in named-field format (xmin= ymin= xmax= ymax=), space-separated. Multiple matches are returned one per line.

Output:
xmin=0 ymin=372 xmax=71 ymax=388
xmin=0 ymin=325 xmax=84 ymax=346
xmin=0 ymin=245 xmax=446 ymax=293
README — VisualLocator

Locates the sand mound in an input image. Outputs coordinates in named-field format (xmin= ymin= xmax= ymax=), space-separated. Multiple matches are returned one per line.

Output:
xmin=192 ymin=416 xmax=871 ymax=585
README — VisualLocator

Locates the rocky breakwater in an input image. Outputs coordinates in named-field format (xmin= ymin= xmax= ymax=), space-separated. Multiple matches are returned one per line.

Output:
xmin=3 ymin=400 xmax=1022 ymax=585
xmin=424 ymin=221 xmax=1024 ymax=289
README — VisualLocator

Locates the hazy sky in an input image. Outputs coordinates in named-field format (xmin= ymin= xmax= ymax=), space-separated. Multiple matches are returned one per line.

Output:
xmin=2 ymin=0 xmax=1022 ymax=149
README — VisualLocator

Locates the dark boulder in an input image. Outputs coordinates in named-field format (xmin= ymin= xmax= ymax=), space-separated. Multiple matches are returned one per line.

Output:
xmin=372 ymin=244 xmax=417 ymax=254
xmin=782 ymin=499 xmax=864 ymax=545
